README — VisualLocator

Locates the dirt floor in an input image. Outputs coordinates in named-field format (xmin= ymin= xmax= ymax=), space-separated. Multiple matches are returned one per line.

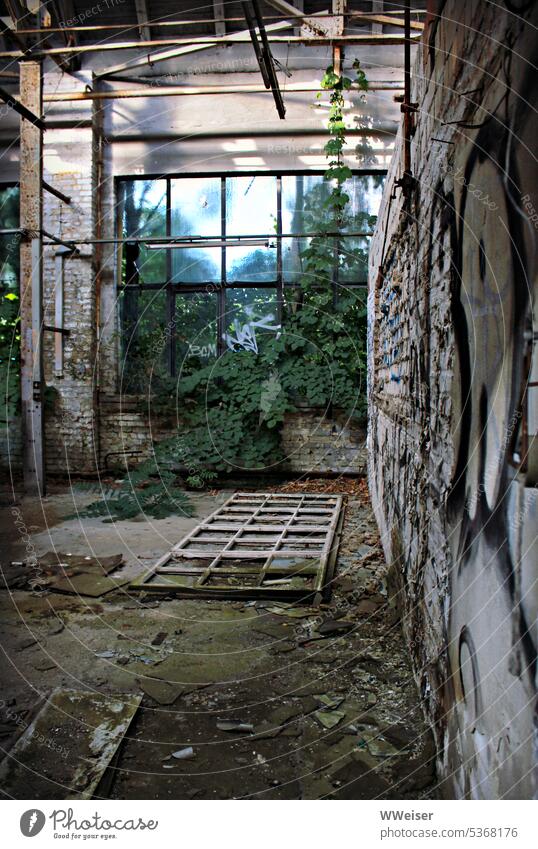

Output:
xmin=0 ymin=479 xmax=437 ymax=800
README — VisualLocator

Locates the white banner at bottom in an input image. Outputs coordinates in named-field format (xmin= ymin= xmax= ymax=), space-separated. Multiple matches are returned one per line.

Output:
xmin=3 ymin=799 xmax=537 ymax=848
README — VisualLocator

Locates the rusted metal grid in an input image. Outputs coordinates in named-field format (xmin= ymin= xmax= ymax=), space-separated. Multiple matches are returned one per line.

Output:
xmin=131 ymin=492 xmax=344 ymax=600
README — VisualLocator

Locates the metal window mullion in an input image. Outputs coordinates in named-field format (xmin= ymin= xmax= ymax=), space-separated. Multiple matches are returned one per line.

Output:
xmin=218 ymin=175 xmax=226 ymax=356
xmin=166 ymin=177 xmax=176 ymax=376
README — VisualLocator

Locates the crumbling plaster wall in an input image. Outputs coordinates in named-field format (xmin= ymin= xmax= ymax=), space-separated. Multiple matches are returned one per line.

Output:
xmin=368 ymin=1 xmax=538 ymax=799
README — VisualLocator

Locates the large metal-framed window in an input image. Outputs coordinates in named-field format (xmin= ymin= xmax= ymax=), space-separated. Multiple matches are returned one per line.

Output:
xmin=116 ymin=171 xmax=385 ymax=393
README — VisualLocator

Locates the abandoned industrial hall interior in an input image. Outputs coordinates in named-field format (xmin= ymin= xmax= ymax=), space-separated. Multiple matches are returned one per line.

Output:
xmin=0 ymin=0 xmax=536 ymax=806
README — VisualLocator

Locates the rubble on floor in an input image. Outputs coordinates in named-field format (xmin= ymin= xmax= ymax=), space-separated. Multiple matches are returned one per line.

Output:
xmin=0 ymin=689 xmax=141 ymax=799
xmin=0 ymin=484 xmax=437 ymax=800
xmin=4 ymin=552 xmax=127 ymax=596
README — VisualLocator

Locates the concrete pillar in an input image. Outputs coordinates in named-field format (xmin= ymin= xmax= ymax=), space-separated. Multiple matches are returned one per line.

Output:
xmin=19 ymin=60 xmax=45 ymax=496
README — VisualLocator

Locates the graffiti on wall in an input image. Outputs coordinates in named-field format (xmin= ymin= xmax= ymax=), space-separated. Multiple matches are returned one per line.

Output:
xmin=442 ymin=60 xmax=537 ymax=798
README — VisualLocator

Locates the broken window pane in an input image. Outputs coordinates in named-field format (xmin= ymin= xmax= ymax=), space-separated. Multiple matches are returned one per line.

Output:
xmin=122 ymin=180 xmax=167 ymax=284
xmin=171 ymin=177 xmax=221 ymax=283
xmin=176 ymin=292 xmax=218 ymax=372
xmin=226 ymin=176 xmax=277 ymax=282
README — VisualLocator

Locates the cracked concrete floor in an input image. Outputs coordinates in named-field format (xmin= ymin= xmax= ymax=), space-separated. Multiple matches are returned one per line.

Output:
xmin=0 ymin=481 xmax=437 ymax=800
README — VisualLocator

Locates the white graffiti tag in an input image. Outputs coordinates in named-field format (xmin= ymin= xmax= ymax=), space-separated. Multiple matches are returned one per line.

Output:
xmin=223 ymin=309 xmax=281 ymax=354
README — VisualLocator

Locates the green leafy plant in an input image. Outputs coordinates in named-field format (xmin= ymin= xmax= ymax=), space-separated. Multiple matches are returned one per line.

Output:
xmin=74 ymin=462 xmax=194 ymax=521
xmin=0 ymin=187 xmax=21 ymax=427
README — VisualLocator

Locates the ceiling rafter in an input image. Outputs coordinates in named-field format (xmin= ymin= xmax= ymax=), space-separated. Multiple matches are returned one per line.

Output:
xmin=94 ymin=18 xmax=298 ymax=79
xmin=264 ymin=0 xmax=330 ymax=37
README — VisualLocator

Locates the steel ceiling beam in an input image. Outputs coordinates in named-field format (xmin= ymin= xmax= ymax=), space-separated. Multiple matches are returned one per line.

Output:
xmin=0 ymin=32 xmax=420 ymax=61
xmin=1 ymin=11 xmax=424 ymax=37
xmin=263 ymin=0 xmax=330 ymax=37
xmin=93 ymin=17 xmax=296 ymax=79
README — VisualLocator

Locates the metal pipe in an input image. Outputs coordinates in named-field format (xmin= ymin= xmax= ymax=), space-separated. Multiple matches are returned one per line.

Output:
xmin=41 ymin=81 xmax=403 ymax=101
xmin=0 ymin=32 xmax=420 ymax=59
xmin=123 ymin=279 xmax=368 ymax=292
xmin=102 ymin=74 xmax=404 ymax=89
xmin=48 ymin=230 xmax=374 ymax=247
xmin=146 ymin=238 xmax=274 ymax=249
xmin=102 ymin=127 xmax=394 ymax=143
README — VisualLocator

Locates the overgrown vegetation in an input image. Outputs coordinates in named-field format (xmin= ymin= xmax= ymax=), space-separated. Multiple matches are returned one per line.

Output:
xmin=81 ymin=62 xmax=379 ymax=519
xmin=72 ymin=466 xmax=193 ymax=521
xmin=0 ymin=187 xmax=20 ymax=429
xmin=165 ymin=61 xmax=375 ymax=475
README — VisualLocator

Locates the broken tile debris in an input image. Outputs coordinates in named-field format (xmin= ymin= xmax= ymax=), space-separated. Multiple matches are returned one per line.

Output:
xmin=0 ymin=689 xmax=141 ymax=799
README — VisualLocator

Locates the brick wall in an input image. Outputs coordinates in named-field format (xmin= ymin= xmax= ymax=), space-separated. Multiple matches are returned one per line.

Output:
xmin=281 ymin=408 xmax=366 ymax=474
xmin=368 ymin=1 xmax=538 ymax=799
xmin=98 ymin=397 xmax=365 ymax=476
xmin=41 ymin=73 xmax=98 ymax=475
